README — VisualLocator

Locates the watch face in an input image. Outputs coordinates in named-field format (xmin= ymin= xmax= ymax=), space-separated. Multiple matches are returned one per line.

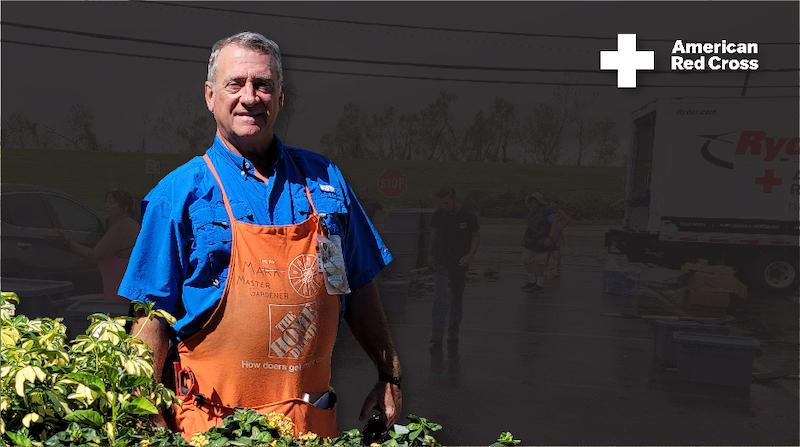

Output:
xmin=379 ymin=373 xmax=401 ymax=385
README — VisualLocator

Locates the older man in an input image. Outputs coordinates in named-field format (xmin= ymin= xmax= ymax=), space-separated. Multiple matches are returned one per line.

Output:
xmin=120 ymin=32 xmax=401 ymax=439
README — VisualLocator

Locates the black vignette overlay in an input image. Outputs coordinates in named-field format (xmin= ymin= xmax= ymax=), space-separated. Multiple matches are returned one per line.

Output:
xmin=1 ymin=1 xmax=798 ymax=445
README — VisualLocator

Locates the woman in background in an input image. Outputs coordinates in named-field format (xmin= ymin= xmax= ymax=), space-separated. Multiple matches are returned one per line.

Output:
xmin=62 ymin=190 xmax=140 ymax=303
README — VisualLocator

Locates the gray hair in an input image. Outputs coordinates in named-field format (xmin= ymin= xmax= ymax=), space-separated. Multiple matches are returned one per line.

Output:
xmin=207 ymin=32 xmax=283 ymax=87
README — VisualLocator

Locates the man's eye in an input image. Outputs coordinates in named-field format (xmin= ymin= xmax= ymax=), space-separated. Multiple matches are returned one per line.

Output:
xmin=256 ymin=83 xmax=273 ymax=93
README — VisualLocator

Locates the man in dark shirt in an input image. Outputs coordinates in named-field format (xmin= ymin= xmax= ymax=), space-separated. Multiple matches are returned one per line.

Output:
xmin=428 ymin=187 xmax=480 ymax=350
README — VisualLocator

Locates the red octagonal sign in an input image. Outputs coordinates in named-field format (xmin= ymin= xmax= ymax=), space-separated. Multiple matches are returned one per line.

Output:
xmin=378 ymin=169 xmax=408 ymax=198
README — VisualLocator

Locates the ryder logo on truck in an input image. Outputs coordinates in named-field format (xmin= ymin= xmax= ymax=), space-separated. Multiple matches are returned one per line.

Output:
xmin=700 ymin=131 xmax=800 ymax=193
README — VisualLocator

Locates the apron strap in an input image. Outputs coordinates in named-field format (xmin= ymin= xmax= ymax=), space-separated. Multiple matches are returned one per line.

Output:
xmin=202 ymin=154 xmax=236 ymax=223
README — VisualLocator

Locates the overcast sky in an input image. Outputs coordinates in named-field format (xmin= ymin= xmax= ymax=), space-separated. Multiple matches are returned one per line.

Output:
xmin=2 ymin=1 xmax=797 ymax=162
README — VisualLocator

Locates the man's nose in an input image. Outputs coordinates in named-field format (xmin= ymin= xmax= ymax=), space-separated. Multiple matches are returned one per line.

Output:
xmin=240 ymin=82 xmax=259 ymax=105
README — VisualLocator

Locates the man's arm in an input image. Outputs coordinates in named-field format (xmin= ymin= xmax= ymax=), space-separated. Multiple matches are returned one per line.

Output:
xmin=343 ymin=280 xmax=402 ymax=426
xmin=130 ymin=310 xmax=170 ymax=382
xmin=129 ymin=308 xmax=171 ymax=426
xmin=458 ymin=230 xmax=481 ymax=266
xmin=467 ymin=229 xmax=480 ymax=259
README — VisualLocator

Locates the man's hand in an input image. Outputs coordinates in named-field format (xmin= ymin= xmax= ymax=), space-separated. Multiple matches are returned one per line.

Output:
xmin=359 ymin=382 xmax=403 ymax=427
xmin=151 ymin=411 xmax=168 ymax=428
xmin=457 ymin=254 xmax=473 ymax=267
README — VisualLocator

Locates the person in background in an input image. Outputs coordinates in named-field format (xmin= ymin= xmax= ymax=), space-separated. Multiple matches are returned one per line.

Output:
xmin=546 ymin=200 xmax=572 ymax=278
xmin=359 ymin=186 xmax=386 ymax=224
xmin=60 ymin=189 xmax=141 ymax=303
xmin=428 ymin=186 xmax=480 ymax=352
xmin=521 ymin=192 xmax=554 ymax=292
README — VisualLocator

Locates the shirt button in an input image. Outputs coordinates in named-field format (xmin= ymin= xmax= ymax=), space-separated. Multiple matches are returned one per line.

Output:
xmin=212 ymin=278 xmax=220 ymax=287
xmin=244 ymin=162 xmax=250 ymax=169
xmin=241 ymin=170 xmax=246 ymax=177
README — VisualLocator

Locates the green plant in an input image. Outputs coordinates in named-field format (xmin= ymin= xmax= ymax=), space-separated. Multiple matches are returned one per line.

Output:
xmin=2 ymin=292 xmax=520 ymax=447
xmin=381 ymin=414 xmax=442 ymax=447
xmin=491 ymin=431 xmax=521 ymax=446
xmin=0 ymin=292 xmax=176 ymax=446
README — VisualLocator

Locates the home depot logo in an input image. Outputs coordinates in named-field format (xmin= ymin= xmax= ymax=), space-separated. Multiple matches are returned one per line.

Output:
xmin=268 ymin=303 xmax=319 ymax=359
xmin=700 ymin=130 xmax=799 ymax=193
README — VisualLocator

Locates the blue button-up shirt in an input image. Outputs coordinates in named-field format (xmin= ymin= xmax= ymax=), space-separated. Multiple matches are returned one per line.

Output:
xmin=119 ymin=136 xmax=392 ymax=340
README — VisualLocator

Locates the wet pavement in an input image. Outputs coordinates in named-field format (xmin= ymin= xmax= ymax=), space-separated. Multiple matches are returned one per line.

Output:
xmin=331 ymin=225 xmax=799 ymax=445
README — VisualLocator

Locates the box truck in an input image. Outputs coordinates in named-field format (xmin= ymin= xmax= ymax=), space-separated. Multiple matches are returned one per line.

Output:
xmin=606 ymin=97 xmax=799 ymax=294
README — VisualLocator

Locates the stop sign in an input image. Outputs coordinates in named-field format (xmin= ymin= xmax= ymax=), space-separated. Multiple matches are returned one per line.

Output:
xmin=378 ymin=169 xmax=408 ymax=198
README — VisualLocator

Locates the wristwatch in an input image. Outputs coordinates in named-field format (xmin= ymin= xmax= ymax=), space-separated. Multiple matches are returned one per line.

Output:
xmin=378 ymin=372 xmax=401 ymax=387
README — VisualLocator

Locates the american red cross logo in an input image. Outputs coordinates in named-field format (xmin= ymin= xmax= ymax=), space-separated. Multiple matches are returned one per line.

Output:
xmin=755 ymin=169 xmax=782 ymax=193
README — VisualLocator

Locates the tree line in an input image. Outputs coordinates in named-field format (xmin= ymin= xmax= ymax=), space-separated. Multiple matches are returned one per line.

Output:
xmin=2 ymin=86 xmax=620 ymax=166
xmin=319 ymin=88 xmax=621 ymax=166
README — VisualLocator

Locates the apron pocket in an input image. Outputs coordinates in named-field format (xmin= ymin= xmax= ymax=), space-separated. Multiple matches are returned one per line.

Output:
xmin=294 ymin=400 xmax=339 ymax=438
xmin=172 ymin=398 xmax=230 ymax=440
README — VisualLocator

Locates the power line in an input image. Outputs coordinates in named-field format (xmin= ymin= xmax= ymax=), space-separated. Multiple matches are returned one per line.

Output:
xmin=2 ymin=21 xmax=209 ymax=50
xmin=3 ymin=39 xmax=798 ymax=89
xmin=136 ymin=0 xmax=800 ymax=46
xmin=2 ymin=39 xmax=207 ymax=64
xmin=4 ymin=21 xmax=798 ymax=75
xmin=0 ymin=21 xmax=593 ymax=73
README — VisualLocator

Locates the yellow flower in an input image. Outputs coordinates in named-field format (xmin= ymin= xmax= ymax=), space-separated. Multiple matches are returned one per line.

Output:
xmin=266 ymin=411 xmax=295 ymax=438
xmin=299 ymin=431 xmax=319 ymax=442
xmin=189 ymin=433 xmax=209 ymax=447
xmin=370 ymin=443 xmax=382 ymax=447
xmin=138 ymin=440 xmax=151 ymax=446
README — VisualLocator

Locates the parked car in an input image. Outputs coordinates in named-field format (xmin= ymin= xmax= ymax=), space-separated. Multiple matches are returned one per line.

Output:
xmin=1 ymin=184 xmax=104 ymax=293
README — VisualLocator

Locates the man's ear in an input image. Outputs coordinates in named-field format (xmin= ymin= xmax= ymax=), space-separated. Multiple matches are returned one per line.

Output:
xmin=204 ymin=81 xmax=215 ymax=113
xmin=278 ymin=88 xmax=285 ymax=110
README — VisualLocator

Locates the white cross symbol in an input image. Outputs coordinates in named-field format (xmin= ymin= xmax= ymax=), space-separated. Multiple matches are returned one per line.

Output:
xmin=600 ymin=34 xmax=655 ymax=88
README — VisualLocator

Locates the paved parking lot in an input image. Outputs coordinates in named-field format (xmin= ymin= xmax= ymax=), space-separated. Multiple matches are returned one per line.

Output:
xmin=331 ymin=225 xmax=799 ymax=445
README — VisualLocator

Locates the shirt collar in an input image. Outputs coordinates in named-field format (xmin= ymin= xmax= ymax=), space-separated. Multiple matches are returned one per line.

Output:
xmin=210 ymin=134 xmax=284 ymax=175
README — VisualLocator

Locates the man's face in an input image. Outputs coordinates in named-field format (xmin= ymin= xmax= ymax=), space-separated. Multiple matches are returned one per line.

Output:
xmin=205 ymin=45 xmax=284 ymax=149
xmin=439 ymin=195 xmax=456 ymax=214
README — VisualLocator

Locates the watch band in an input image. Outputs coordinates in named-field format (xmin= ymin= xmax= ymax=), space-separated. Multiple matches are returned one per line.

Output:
xmin=378 ymin=372 xmax=401 ymax=386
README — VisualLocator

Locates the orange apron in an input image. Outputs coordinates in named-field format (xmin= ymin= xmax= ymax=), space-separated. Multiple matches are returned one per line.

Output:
xmin=172 ymin=154 xmax=340 ymax=439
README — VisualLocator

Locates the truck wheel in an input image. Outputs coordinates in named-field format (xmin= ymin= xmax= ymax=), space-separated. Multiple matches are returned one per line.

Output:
xmin=751 ymin=253 xmax=798 ymax=294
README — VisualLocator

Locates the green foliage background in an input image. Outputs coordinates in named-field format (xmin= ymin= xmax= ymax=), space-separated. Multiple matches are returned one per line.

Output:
xmin=2 ymin=150 xmax=624 ymax=223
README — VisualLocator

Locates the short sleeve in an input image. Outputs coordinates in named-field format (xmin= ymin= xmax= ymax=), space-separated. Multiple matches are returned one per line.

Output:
xmin=117 ymin=188 xmax=187 ymax=316
xmin=338 ymin=175 xmax=392 ymax=291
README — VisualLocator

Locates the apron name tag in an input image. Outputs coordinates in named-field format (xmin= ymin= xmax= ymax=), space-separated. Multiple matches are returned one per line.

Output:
xmin=317 ymin=234 xmax=351 ymax=294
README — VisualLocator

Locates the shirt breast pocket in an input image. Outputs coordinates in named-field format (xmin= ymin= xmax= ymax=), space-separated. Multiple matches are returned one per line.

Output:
xmin=314 ymin=189 xmax=348 ymax=215
xmin=190 ymin=204 xmax=231 ymax=245
xmin=189 ymin=200 xmax=254 ymax=275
